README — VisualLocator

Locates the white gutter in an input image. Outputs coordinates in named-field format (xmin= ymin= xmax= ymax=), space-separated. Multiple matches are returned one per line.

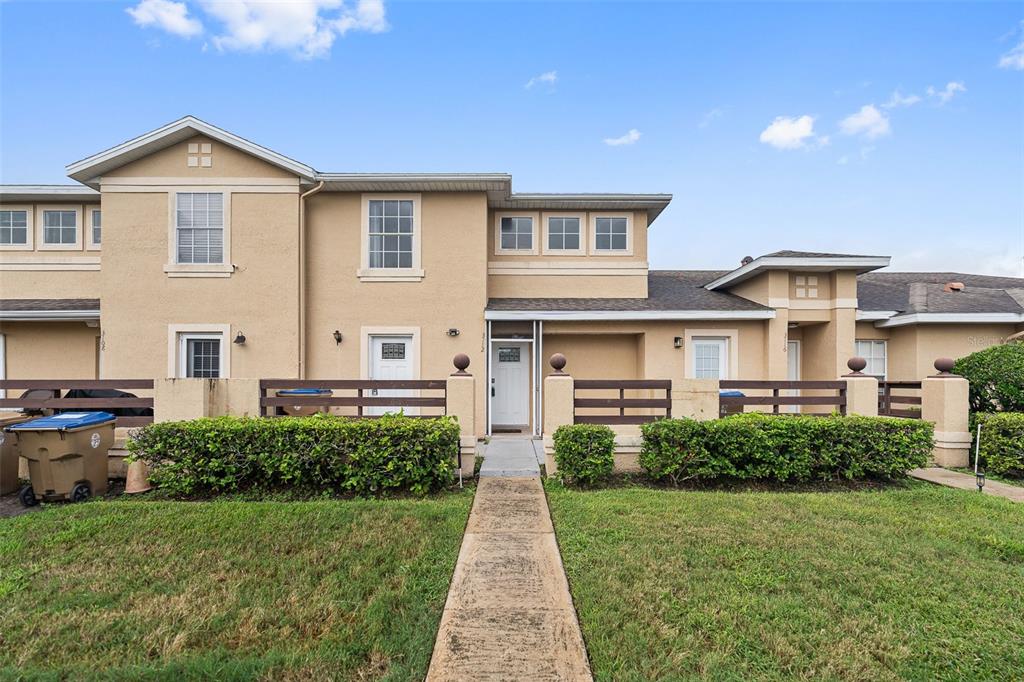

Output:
xmin=704 ymin=256 xmax=891 ymax=291
xmin=0 ymin=310 xmax=100 ymax=321
xmin=484 ymin=309 xmax=776 ymax=321
xmin=298 ymin=180 xmax=325 ymax=379
xmin=856 ymin=310 xmax=899 ymax=321
xmin=876 ymin=312 xmax=1024 ymax=328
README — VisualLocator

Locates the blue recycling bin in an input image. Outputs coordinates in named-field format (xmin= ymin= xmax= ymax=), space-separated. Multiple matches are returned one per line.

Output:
xmin=719 ymin=390 xmax=746 ymax=417
xmin=6 ymin=412 xmax=115 ymax=506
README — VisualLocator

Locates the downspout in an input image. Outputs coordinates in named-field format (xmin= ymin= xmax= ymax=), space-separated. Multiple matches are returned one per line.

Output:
xmin=298 ymin=180 xmax=325 ymax=379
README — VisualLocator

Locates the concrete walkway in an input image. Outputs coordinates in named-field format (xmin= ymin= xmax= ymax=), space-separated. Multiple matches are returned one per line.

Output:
xmin=910 ymin=467 xmax=1024 ymax=503
xmin=426 ymin=474 xmax=592 ymax=681
xmin=477 ymin=437 xmax=543 ymax=477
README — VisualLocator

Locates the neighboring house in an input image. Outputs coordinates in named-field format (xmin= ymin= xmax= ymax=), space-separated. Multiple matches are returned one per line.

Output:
xmin=1 ymin=117 xmax=1022 ymax=435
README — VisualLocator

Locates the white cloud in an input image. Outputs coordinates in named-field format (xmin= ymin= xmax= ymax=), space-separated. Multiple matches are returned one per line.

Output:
xmin=882 ymin=90 xmax=921 ymax=109
xmin=126 ymin=0 xmax=388 ymax=58
xmin=926 ymin=81 xmax=966 ymax=104
xmin=998 ymin=23 xmax=1024 ymax=70
xmin=603 ymin=128 xmax=641 ymax=146
xmin=839 ymin=104 xmax=891 ymax=139
xmin=758 ymin=115 xmax=820 ymax=150
xmin=127 ymin=0 xmax=203 ymax=38
xmin=698 ymin=107 xmax=725 ymax=128
xmin=525 ymin=70 xmax=557 ymax=89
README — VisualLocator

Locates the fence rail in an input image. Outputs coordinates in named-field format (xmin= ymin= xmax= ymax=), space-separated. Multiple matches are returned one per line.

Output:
xmin=719 ymin=379 xmax=847 ymax=416
xmin=258 ymin=379 xmax=447 ymax=418
xmin=878 ymin=381 xmax=922 ymax=419
xmin=573 ymin=379 xmax=672 ymax=425
xmin=0 ymin=379 xmax=155 ymax=427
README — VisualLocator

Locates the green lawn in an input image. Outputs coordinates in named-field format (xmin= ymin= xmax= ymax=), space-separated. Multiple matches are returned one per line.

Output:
xmin=546 ymin=482 xmax=1024 ymax=681
xmin=0 ymin=492 xmax=473 ymax=681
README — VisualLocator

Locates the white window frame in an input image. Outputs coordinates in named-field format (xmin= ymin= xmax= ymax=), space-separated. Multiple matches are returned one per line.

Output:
xmin=684 ymin=329 xmax=740 ymax=379
xmin=164 ymin=190 xmax=233 ymax=277
xmin=494 ymin=211 xmax=539 ymax=255
xmin=0 ymin=205 xmax=33 ymax=251
xmin=855 ymin=339 xmax=887 ymax=378
xmin=542 ymin=212 xmax=585 ymax=255
xmin=87 ymin=207 xmax=102 ymax=250
xmin=358 ymin=193 xmax=423 ymax=281
xmin=589 ymin=212 xmax=633 ymax=256
xmin=167 ymin=323 xmax=231 ymax=378
xmin=690 ymin=337 xmax=729 ymax=380
xmin=38 ymin=205 xmax=82 ymax=251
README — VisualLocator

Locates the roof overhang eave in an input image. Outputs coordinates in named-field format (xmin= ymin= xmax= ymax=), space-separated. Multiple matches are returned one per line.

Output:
xmin=0 ymin=310 xmax=100 ymax=321
xmin=484 ymin=309 xmax=775 ymax=321
xmin=705 ymin=256 xmax=892 ymax=291
xmin=875 ymin=312 xmax=1024 ymax=328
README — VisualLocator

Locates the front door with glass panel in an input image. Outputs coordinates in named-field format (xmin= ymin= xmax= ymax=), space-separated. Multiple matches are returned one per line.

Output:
xmin=784 ymin=340 xmax=801 ymax=413
xmin=491 ymin=342 xmax=529 ymax=426
xmin=368 ymin=336 xmax=413 ymax=415
xmin=692 ymin=338 xmax=728 ymax=379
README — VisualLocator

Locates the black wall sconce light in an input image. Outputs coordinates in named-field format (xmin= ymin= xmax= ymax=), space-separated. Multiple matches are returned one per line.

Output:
xmin=233 ymin=331 xmax=247 ymax=345
xmin=673 ymin=336 xmax=684 ymax=349
xmin=333 ymin=330 xmax=343 ymax=345
xmin=447 ymin=328 xmax=460 ymax=337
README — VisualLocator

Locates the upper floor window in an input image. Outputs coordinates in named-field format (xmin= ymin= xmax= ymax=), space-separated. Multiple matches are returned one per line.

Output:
xmin=0 ymin=210 xmax=28 ymax=245
xmin=91 ymin=209 xmax=101 ymax=246
xmin=368 ymin=199 xmax=414 ymax=268
xmin=854 ymin=339 xmax=886 ymax=378
xmin=547 ymin=217 xmax=580 ymax=251
xmin=594 ymin=217 xmax=628 ymax=251
xmin=500 ymin=216 xmax=533 ymax=251
xmin=176 ymin=192 xmax=223 ymax=264
xmin=43 ymin=210 xmax=77 ymax=245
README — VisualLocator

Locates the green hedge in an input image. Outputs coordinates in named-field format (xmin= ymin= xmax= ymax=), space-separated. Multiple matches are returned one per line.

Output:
xmin=553 ymin=423 xmax=615 ymax=486
xmin=640 ymin=413 xmax=933 ymax=485
xmin=975 ymin=412 xmax=1024 ymax=478
xmin=127 ymin=414 xmax=459 ymax=496
xmin=953 ymin=341 xmax=1024 ymax=413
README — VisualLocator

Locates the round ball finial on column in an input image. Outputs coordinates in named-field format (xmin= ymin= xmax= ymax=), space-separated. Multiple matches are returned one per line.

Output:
xmin=845 ymin=356 xmax=867 ymax=375
xmin=451 ymin=353 xmax=471 ymax=375
xmin=933 ymin=357 xmax=955 ymax=376
xmin=549 ymin=353 xmax=567 ymax=374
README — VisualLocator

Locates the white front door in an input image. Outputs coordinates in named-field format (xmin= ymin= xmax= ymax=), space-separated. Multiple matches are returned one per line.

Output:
xmin=692 ymin=337 xmax=728 ymax=379
xmin=491 ymin=342 xmax=530 ymax=426
xmin=368 ymin=335 xmax=413 ymax=415
xmin=785 ymin=340 xmax=801 ymax=413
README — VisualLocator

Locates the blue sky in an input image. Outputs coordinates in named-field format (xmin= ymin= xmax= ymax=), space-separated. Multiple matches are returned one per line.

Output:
xmin=2 ymin=1 xmax=1022 ymax=276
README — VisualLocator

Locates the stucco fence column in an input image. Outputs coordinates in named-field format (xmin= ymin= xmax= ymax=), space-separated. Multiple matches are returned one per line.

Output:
xmin=671 ymin=379 xmax=720 ymax=420
xmin=542 ymin=354 xmax=574 ymax=477
xmin=921 ymin=358 xmax=971 ymax=468
xmin=842 ymin=357 xmax=879 ymax=416
xmin=446 ymin=354 xmax=477 ymax=478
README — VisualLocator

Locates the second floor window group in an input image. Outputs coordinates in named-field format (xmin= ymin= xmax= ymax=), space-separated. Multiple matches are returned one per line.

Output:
xmin=176 ymin=192 xmax=224 ymax=264
xmin=368 ymin=199 xmax=414 ymax=268
xmin=0 ymin=210 xmax=28 ymax=245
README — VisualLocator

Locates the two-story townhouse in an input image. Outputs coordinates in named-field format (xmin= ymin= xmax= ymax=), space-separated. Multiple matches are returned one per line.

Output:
xmin=2 ymin=117 xmax=1022 ymax=435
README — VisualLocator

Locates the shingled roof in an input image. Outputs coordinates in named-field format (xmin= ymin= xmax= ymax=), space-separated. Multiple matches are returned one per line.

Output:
xmin=857 ymin=272 xmax=1024 ymax=314
xmin=487 ymin=271 xmax=772 ymax=315
xmin=0 ymin=299 xmax=100 ymax=319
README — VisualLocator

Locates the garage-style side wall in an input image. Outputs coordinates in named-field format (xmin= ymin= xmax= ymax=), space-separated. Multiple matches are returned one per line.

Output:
xmin=0 ymin=321 xmax=99 ymax=379
xmin=304 ymin=191 xmax=489 ymax=432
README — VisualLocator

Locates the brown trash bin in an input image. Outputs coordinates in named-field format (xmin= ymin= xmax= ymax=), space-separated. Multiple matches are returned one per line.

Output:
xmin=6 ymin=411 xmax=115 ymax=506
xmin=0 ymin=413 xmax=32 ymax=495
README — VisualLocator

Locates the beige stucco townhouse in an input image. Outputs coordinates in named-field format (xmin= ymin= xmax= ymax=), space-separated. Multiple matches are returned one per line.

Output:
xmin=1 ymin=117 xmax=1022 ymax=435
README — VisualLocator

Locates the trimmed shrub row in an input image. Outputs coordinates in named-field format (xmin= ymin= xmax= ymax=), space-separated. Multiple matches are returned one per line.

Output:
xmin=128 ymin=414 xmax=459 ymax=496
xmin=954 ymin=341 xmax=1024 ymax=413
xmin=640 ymin=414 xmax=934 ymax=485
xmin=974 ymin=412 xmax=1024 ymax=478
xmin=552 ymin=424 xmax=615 ymax=486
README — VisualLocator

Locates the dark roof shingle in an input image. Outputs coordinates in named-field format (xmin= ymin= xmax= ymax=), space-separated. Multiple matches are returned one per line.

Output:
xmin=0 ymin=299 xmax=100 ymax=312
xmin=857 ymin=272 xmax=1024 ymax=314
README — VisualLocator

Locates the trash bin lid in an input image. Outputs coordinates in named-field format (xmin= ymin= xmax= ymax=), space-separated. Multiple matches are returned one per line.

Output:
xmin=7 ymin=411 xmax=116 ymax=431
xmin=719 ymin=390 xmax=745 ymax=398
xmin=276 ymin=388 xmax=332 ymax=395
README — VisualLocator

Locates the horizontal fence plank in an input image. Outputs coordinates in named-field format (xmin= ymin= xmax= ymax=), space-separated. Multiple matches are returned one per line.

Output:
xmin=879 ymin=381 xmax=923 ymax=390
xmin=261 ymin=396 xmax=446 ymax=408
xmin=574 ymin=415 xmax=664 ymax=425
xmin=719 ymin=380 xmax=847 ymax=390
xmin=574 ymin=379 xmax=672 ymax=390
xmin=883 ymin=409 xmax=921 ymax=419
xmin=720 ymin=396 xmax=847 ymax=406
xmin=574 ymin=398 xmax=671 ymax=409
xmin=114 ymin=417 xmax=154 ymax=427
xmin=0 ymin=379 xmax=154 ymax=390
xmin=265 ymin=413 xmax=442 ymax=420
xmin=881 ymin=396 xmax=922 ymax=406
xmin=260 ymin=379 xmax=446 ymax=390
xmin=0 ymin=398 xmax=153 ymax=409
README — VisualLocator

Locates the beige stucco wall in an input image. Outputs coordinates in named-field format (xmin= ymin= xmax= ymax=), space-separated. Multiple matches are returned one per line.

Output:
xmin=304 ymin=191 xmax=489 ymax=432
xmin=487 ymin=274 xmax=647 ymax=298
xmin=98 ymin=190 xmax=301 ymax=379
xmin=105 ymin=136 xmax=296 ymax=180
xmin=0 ymin=321 xmax=99 ymax=378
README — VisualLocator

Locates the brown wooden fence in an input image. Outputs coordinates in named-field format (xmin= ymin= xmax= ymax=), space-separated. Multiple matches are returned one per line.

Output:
xmin=258 ymin=379 xmax=447 ymax=418
xmin=0 ymin=380 xmax=155 ymax=427
xmin=719 ymin=380 xmax=847 ymax=416
xmin=878 ymin=381 xmax=922 ymax=418
xmin=573 ymin=379 xmax=672 ymax=425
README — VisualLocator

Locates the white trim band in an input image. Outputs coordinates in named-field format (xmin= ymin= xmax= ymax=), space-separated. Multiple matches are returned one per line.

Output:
xmin=484 ymin=309 xmax=776 ymax=321
xmin=876 ymin=312 xmax=1024 ymax=327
